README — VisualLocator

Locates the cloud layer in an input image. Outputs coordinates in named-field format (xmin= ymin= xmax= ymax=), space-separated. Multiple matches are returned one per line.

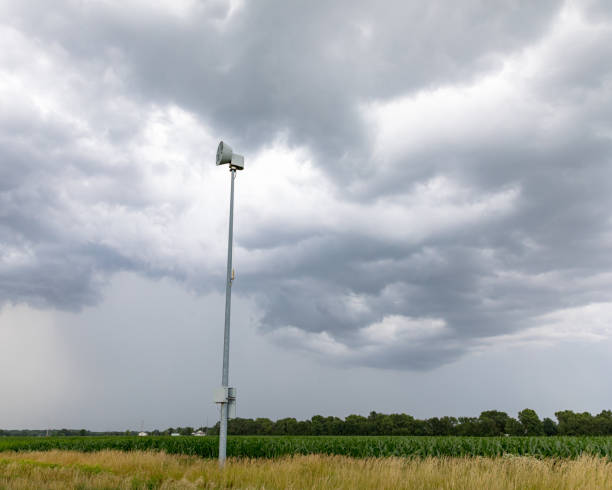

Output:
xmin=2 ymin=0 xmax=612 ymax=370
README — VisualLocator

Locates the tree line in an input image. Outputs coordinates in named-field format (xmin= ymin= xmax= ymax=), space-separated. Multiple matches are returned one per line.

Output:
xmin=4 ymin=409 xmax=612 ymax=437
xmin=206 ymin=409 xmax=612 ymax=436
xmin=0 ymin=428 xmax=202 ymax=437
xmin=0 ymin=429 xmax=128 ymax=437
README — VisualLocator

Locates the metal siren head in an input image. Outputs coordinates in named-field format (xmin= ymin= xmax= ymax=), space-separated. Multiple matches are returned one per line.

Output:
xmin=216 ymin=141 xmax=233 ymax=166
xmin=216 ymin=141 xmax=245 ymax=170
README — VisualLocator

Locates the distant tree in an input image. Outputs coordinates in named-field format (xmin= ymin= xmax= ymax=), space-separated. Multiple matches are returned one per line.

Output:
xmin=327 ymin=416 xmax=345 ymax=435
xmin=413 ymin=419 xmax=432 ymax=436
xmin=207 ymin=423 xmax=220 ymax=435
xmin=296 ymin=420 xmax=312 ymax=435
xmin=479 ymin=411 xmax=510 ymax=436
xmin=229 ymin=418 xmax=257 ymax=435
xmin=456 ymin=417 xmax=479 ymax=436
xmin=576 ymin=412 xmax=596 ymax=435
xmin=254 ymin=418 xmax=274 ymax=435
xmin=555 ymin=411 xmax=575 ymax=435
xmin=542 ymin=417 xmax=557 ymax=436
xmin=427 ymin=417 xmax=457 ymax=436
xmin=273 ymin=418 xmax=299 ymax=435
xmin=79 ymin=429 xmax=87 ymax=436
xmin=368 ymin=412 xmax=394 ymax=435
xmin=505 ymin=418 xmax=524 ymax=436
xmin=440 ymin=416 xmax=458 ymax=436
xmin=555 ymin=411 xmax=591 ymax=435
xmin=343 ymin=414 xmax=364 ymax=435
xmin=518 ymin=409 xmax=543 ymax=436
xmin=477 ymin=417 xmax=499 ymax=436
xmin=594 ymin=410 xmax=612 ymax=435
xmin=178 ymin=427 xmax=194 ymax=436
xmin=311 ymin=415 xmax=326 ymax=435
xmin=142 ymin=407 xmax=612 ymax=438
xmin=391 ymin=414 xmax=418 ymax=435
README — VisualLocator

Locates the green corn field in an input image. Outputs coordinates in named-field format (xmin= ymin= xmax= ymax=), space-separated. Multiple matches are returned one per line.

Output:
xmin=2 ymin=436 xmax=612 ymax=459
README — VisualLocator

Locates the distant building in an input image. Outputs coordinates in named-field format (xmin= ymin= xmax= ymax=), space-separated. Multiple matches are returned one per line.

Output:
xmin=138 ymin=432 xmax=148 ymax=437
xmin=171 ymin=432 xmax=181 ymax=436
xmin=193 ymin=430 xmax=206 ymax=436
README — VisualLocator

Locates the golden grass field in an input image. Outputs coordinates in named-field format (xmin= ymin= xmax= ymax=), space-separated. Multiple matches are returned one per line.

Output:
xmin=2 ymin=450 xmax=612 ymax=489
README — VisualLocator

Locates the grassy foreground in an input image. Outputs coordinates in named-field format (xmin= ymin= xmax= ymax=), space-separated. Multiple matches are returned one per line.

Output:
xmin=1 ymin=450 xmax=612 ymax=489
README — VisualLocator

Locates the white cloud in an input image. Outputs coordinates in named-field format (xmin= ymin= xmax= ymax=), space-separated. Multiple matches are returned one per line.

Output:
xmin=360 ymin=315 xmax=447 ymax=345
xmin=237 ymin=142 xmax=520 ymax=266
xmin=268 ymin=326 xmax=351 ymax=357
xmin=484 ymin=302 xmax=612 ymax=347
xmin=269 ymin=314 xmax=448 ymax=364
xmin=0 ymin=22 xmax=234 ymax=284
xmin=360 ymin=2 xmax=603 ymax=166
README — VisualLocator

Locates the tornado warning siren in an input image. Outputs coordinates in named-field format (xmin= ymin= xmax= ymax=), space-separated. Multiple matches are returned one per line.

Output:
xmin=214 ymin=140 xmax=244 ymax=467
xmin=216 ymin=141 xmax=244 ymax=170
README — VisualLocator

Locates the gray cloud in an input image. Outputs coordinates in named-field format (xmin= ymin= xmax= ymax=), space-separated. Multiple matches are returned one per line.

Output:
xmin=2 ymin=0 xmax=612 ymax=372
xmin=4 ymin=0 xmax=562 ymax=159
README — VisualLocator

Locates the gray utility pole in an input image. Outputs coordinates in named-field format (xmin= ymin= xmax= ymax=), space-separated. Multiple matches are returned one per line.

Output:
xmin=219 ymin=167 xmax=235 ymax=465
xmin=214 ymin=141 xmax=244 ymax=467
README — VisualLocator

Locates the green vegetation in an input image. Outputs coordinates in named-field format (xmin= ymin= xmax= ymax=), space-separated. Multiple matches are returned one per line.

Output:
xmin=4 ymin=409 xmax=612 ymax=439
xmin=0 ymin=427 xmax=195 ymax=437
xmin=3 ymin=436 xmax=612 ymax=459
xmin=205 ymin=409 xmax=612 ymax=437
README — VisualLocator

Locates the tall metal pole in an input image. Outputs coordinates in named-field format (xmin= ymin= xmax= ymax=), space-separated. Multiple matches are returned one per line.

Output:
xmin=219 ymin=168 xmax=236 ymax=466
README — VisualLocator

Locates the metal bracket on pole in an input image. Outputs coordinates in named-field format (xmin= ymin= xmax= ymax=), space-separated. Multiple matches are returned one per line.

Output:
xmin=228 ymin=387 xmax=236 ymax=418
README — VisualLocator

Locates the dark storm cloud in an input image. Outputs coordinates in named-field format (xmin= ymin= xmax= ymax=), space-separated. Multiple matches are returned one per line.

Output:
xmin=4 ymin=0 xmax=562 ymax=162
xmin=3 ymin=0 xmax=612 ymax=370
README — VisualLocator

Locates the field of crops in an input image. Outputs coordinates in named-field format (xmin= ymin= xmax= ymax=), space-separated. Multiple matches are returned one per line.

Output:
xmin=2 ymin=435 xmax=612 ymax=459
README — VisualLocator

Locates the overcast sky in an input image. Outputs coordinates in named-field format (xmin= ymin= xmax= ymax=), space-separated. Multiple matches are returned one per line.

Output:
xmin=2 ymin=0 xmax=612 ymax=431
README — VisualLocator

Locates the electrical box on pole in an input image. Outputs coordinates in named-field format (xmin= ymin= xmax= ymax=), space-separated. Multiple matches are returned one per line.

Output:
xmin=214 ymin=387 xmax=237 ymax=418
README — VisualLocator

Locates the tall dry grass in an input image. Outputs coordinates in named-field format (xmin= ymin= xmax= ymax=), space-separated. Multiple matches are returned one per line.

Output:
xmin=1 ymin=450 xmax=612 ymax=489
